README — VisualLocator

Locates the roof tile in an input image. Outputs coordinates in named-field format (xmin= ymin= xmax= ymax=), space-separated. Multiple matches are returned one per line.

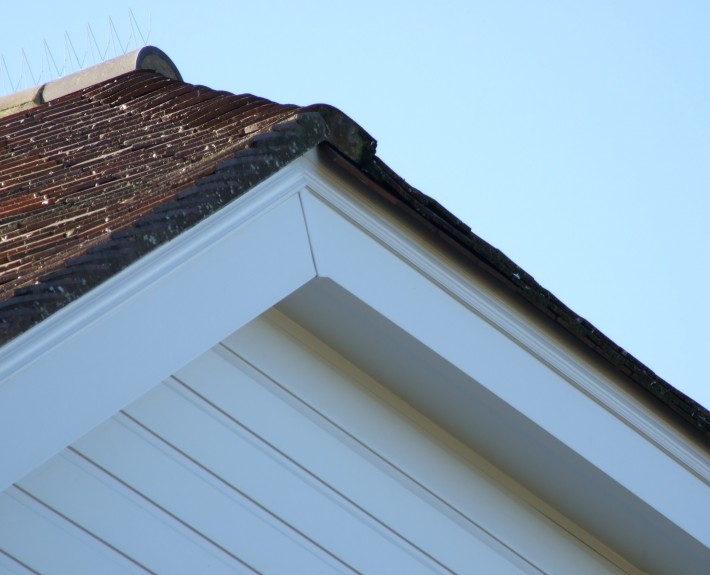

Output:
xmin=0 ymin=65 xmax=707 ymax=440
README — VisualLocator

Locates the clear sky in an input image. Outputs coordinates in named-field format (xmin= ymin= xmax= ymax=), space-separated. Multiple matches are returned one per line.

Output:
xmin=3 ymin=1 xmax=709 ymax=407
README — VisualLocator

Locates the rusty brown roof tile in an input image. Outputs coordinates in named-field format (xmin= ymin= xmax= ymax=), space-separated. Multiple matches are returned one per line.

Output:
xmin=0 ymin=72 xmax=315 ymax=304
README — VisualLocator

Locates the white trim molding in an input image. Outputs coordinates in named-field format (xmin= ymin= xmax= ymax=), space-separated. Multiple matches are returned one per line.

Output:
xmin=2 ymin=150 xmax=709 ymax=573
xmin=299 ymin=149 xmax=710 ymax=487
xmin=0 ymin=163 xmax=316 ymax=491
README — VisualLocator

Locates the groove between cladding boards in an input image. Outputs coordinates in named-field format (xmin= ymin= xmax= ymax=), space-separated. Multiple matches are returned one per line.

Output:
xmin=9 ymin=484 xmax=155 ymax=575
xmin=17 ymin=451 xmax=259 ymax=575
xmin=164 ymin=373 xmax=459 ymax=575
xmin=0 ymin=547 xmax=41 ymax=575
xmin=112 ymin=409 xmax=360 ymax=575
xmin=212 ymin=343 xmax=542 ymax=574
xmin=214 ymin=320 xmax=630 ymax=575
xmin=64 ymin=446 xmax=263 ymax=575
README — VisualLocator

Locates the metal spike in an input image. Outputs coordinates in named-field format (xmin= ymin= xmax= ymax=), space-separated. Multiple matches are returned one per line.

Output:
xmin=129 ymin=9 xmax=147 ymax=46
xmin=0 ymin=11 xmax=152 ymax=96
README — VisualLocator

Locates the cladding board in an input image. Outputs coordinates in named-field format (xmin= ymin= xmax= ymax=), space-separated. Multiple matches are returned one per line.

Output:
xmin=73 ymin=414 xmax=346 ymax=575
xmin=1 ymin=310 xmax=635 ymax=574
xmin=297 ymin=163 xmax=710 ymax=573
xmin=0 ymin=167 xmax=316 ymax=492
xmin=0 ymin=551 xmax=36 ymax=575
xmin=223 ymin=311 xmax=631 ymax=575
xmin=3 ymin=154 xmax=706 ymax=574
xmin=170 ymin=351 xmax=525 ymax=574
xmin=122 ymin=382 xmax=439 ymax=574
xmin=0 ymin=488 xmax=147 ymax=574
xmin=17 ymin=453 xmax=249 ymax=575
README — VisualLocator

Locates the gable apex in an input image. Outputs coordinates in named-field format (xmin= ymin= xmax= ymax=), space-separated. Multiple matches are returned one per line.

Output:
xmin=0 ymin=47 xmax=707 ymax=439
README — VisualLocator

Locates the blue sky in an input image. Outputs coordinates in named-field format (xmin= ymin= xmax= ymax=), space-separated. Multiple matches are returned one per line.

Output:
xmin=3 ymin=1 xmax=709 ymax=407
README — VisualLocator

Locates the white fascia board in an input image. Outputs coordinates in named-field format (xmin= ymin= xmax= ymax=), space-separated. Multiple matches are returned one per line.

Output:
xmin=3 ymin=144 xmax=709 ymax=569
xmin=0 ymin=163 xmax=317 ymax=492
xmin=295 ymin=152 xmax=710 ymax=558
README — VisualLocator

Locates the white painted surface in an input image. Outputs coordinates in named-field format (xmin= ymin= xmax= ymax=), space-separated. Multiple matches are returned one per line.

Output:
xmin=0 ymin=487 xmax=148 ymax=574
xmin=294 ymin=155 xmax=710 ymax=572
xmin=222 ymin=312 xmax=633 ymax=575
xmin=0 ymin=166 xmax=316 ymax=492
xmin=0 ymin=552 xmax=35 ymax=575
xmin=302 ymin=147 xmax=710 ymax=488
xmin=1 ymin=151 xmax=708 ymax=573
xmin=18 ymin=453 xmax=256 ymax=575
xmin=1 ymin=312 xmax=629 ymax=574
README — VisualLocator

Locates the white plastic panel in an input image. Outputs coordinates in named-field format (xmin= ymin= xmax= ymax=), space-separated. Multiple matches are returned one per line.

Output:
xmin=74 ymin=414 xmax=357 ymax=575
xmin=0 ymin=168 xmax=316 ymax=492
xmin=222 ymin=311 xmax=632 ymax=575
xmin=167 ymin=353 xmax=526 ymax=575
xmin=0 ymin=488 xmax=148 ymax=574
xmin=297 ymin=180 xmax=710 ymax=573
xmin=16 ymin=453 xmax=256 ymax=575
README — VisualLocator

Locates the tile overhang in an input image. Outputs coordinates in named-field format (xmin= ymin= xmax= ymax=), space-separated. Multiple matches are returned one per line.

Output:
xmin=0 ymin=64 xmax=707 ymax=441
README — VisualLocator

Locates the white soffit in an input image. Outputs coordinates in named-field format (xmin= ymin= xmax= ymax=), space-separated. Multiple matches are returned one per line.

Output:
xmin=1 ymin=149 xmax=709 ymax=572
xmin=290 ymin=149 xmax=710 ymax=573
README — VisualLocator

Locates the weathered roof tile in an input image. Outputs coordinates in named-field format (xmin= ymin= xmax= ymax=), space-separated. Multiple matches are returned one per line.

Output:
xmin=0 ymin=64 xmax=707 ymax=441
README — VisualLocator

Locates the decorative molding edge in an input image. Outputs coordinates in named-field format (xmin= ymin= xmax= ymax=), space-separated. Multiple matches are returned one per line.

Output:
xmin=0 ymin=164 xmax=308 ymax=387
xmin=300 ymin=151 xmax=710 ymax=486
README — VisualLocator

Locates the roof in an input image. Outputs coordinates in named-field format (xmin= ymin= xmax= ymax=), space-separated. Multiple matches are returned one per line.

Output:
xmin=1 ymin=47 xmax=708 ymax=440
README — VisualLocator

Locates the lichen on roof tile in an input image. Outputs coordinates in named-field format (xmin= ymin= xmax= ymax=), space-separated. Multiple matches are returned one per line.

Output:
xmin=0 ymin=55 xmax=708 ymax=440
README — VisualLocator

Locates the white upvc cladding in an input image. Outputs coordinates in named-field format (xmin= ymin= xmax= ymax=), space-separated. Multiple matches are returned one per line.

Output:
xmin=1 ymin=149 xmax=709 ymax=573
xmin=3 ymin=312 xmax=628 ymax=574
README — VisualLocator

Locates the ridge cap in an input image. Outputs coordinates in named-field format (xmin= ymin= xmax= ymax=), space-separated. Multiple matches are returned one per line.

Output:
xmin=0 ymin=46 xmax=181 ymax=118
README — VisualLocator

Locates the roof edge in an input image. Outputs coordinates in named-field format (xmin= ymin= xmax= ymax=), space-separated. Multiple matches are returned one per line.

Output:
xmin=320 ymin=145 xmax=710 ymax=440
xmin=0 ymin=46 xmax=181 ymax=118
xmin=1 ymin=64 xmax=706 ymax=441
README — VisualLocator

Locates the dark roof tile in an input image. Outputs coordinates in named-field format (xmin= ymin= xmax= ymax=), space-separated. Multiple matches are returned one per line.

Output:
xmin=0 ymin=65 xmax=707 ymax=442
